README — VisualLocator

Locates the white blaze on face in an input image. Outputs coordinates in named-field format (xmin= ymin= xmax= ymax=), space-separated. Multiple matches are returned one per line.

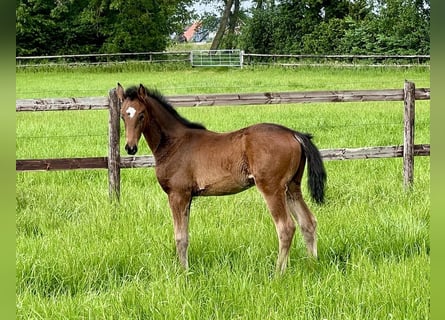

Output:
xmin=126 ymin=106 xmax=136 ymax=119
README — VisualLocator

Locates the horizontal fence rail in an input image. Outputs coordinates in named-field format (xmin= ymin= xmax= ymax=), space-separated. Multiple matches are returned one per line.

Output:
xmin=15 ymin=51 xmax=192 ymax=67
xmin=16 ymin=52 xmax=430 ymax=68
xmin=16 ymin=51 xmax=190 ymax=60
xmin=16 ymin=88 xmax=430 ymax=112
xmin=16 ymin=96 xmax=109 ymax=112
xmin=16 ymin=144 xmax=430 ymax=171
xmin=16 ymin=82 xmax=430 ymax=198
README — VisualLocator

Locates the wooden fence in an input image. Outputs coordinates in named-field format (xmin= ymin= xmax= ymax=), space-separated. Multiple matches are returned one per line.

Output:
xmin=16 ymin=52 xmax=430 ymax=68
xmin=16 ymin=82 xmax=430 ymax=200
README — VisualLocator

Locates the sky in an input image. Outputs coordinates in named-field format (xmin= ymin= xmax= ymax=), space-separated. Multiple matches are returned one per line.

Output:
xmin=190 ymin=2 xmax=220 ymax=15
xmin=191 ymin=0 xmax=253 ymax=16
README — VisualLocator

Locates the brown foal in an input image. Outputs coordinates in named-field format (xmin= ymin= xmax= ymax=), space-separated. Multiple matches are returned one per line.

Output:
xmin=117 ymin=83 xmax=326 ymax=273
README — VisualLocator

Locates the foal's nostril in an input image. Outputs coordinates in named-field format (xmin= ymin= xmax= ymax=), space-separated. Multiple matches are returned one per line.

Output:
xmin=125 ymin=144 xmax=138 ymax=155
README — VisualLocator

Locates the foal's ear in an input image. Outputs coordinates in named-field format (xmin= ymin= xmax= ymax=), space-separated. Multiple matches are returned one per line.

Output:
xmin=138 ymin=84 xmax=147 ymax=98
xmin=116 ymin=83 xmax=125 ymax=102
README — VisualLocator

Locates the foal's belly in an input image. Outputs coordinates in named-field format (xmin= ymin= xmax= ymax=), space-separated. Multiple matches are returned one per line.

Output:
xmin=194 ymin=175 xmax=255 ymax=196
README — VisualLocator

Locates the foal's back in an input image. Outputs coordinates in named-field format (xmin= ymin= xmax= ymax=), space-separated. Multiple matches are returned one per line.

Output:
xmin=180 ymin=123 xmax=303 ymax=196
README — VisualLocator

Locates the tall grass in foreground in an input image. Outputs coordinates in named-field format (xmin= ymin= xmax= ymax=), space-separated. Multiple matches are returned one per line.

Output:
xmin=16 ymin=157 xmax=430 ymax=319
xmin=16 ymin=66 xmax=430 ymax=319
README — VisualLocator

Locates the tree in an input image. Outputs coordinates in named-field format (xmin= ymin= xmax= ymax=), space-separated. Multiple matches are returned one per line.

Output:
xmin=16 ymin=0 xmax=430 ymax=56
xmin=240 ymin=0 xmax=430 ymax=55
xmin=372 ymin=0 xmax=430 ymax=54
xmin=210 ymin=0 xmax=245 ymax=50
xmin=16 ymin=0 xmax=62 ymax=55
xmin=16 ymin=0 xmax=194 ymax=56
xmin=239 ymin=8 xmax=279 ymax=54
xmin=100 ymin=0 xmax=167 ymax=52
xmin=225 ymin=0 xmax=241 ymax=48
xmin=301 ymin=18 xmax=350 ymax=54
xmin=210 ymin=0 xmax=233 ymax=49
xmin=50 ymin=0 xmax=106 ymax=54
xmin=193 ymin=0 xmax=247 ymax=50
xmin=240 ymin=0 xmax=353 ymax=54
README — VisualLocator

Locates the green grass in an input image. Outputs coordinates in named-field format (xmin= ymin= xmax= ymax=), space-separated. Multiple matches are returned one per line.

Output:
xmin=16 ymin=64 xmax=430 ymax=98
xmin=16 ymin=65 xmax=430 ymax=319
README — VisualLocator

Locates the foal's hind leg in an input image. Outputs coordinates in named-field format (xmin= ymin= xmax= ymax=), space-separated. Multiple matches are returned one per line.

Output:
xmin=256 ymin=182 xmax=296 ymax=273
xmin=168 ymin=192 xmax=192 ymax=270
xmin=286 ymin=182 xmax=318 ymax=258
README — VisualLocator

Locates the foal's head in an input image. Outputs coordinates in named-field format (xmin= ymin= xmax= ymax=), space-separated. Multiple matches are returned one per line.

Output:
xmin=116 ymin=83 xmax=149 ymax=155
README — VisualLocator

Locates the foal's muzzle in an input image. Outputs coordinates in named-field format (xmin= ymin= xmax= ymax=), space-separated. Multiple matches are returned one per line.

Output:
xmin=125 ymin=144 xmax=138 ymax=155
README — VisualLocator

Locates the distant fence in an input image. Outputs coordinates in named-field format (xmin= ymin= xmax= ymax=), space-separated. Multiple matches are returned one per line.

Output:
xmin=16 ymin=52 xmax=430 ymax=68
xmin=191 ymin=50 xmax=244 ymax=67
xmin=15 ymin=51 xmax=191 ymax=67
xmin=242 ymin=53 xmax=430 ymax=68
xmin=16 ymin=82 xmax=430 ymax=200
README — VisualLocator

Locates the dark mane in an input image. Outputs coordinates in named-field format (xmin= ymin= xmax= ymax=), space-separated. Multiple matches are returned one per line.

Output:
xmin=125 ymin=85 xmax=206 ymax=130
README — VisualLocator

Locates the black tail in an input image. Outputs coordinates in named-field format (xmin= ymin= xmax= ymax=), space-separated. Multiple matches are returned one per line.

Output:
xmin=295 ymin=132 xmax=327 ymax=204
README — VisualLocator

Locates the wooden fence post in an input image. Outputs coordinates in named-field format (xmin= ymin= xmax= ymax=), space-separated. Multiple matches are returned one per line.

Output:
xmin=403 ymin=81 xmax=415 ymax=189
xmin=108 ymin=88 xmax=121 ymax=201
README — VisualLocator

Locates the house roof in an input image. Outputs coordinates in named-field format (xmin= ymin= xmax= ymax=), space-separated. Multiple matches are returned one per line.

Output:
xmin=183 ymin=21 xmax=202 ymax=41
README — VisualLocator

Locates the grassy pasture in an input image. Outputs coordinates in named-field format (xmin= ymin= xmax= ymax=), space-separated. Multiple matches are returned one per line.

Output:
xmin=16 ymin=65 xmax=430 ymax=319
xmin=16 ymin=64 xmax=430 ymax=98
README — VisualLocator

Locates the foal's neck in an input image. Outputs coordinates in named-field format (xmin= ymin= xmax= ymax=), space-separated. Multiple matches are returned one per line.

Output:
xmin=143 ymin=96 xmax=189 ymax=157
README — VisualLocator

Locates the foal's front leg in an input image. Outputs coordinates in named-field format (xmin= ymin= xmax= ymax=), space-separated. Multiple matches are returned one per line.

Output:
xmin=168 ymin=192 xmax=192 ymax=270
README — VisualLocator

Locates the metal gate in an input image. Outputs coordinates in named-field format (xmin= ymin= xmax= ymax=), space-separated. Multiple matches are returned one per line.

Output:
xmin=190 ymin=50 xmax=244 ymax=68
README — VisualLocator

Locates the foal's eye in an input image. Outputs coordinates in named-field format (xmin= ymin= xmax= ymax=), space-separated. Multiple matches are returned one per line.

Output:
xmin=138 ymin=113 xmax=145 ymax=122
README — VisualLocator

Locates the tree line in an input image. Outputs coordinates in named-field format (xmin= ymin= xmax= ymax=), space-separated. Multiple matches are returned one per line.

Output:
xmin=16 ymin=0 xmax=430 ymax=57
